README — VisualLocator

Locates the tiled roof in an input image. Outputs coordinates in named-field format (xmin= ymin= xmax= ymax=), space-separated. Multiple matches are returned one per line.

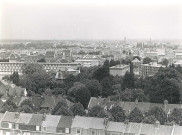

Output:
xmin=40 ymin=96 xmax=73 ymax=109
xmin=140 ymin=123 xmax=156 ymax=135
xmin=156 ymin=125 xmax=173 ymax=135
xmin=31 ymin=96 xmax=43 ymax=109
xmin=173 ymin=125 xmax=182 ymax=135
xmin=72 ymin=116 xmax=105 ymax=130
xmin=42 ymin=115 xmax=61 ymax=127
xmin=16 ymin=113 xmax=33 ymax=124
xmin=1 ymin=111 xmax=19 ymax=123
xmin=107 ymin=121 xmax=126 ymax=133
xmin=88 ymin=97 xmax=107 ymax=108
xmin=28 ymin=114 xmax=43 ymax=126
xmin=0 ymin=113 xmax=4 ymax=121
xmin=57 ymin=116 xmax=74 ymax=128
xmin=88 ymin=97 xmax=182 ymax=114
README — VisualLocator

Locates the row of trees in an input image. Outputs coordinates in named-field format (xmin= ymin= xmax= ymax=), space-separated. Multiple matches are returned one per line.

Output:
xmin=3 ymin=59 xmax=182 ymax=111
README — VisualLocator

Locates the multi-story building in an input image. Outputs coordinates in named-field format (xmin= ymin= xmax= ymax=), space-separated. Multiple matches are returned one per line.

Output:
xmin=0 ymin=62 xmax=80 ymax=76
xmin=109 ymin=64 xmax=130 ymax=76
xmin=75 ymin=54 xmax=101 ymax=67
xmin=139 ymin=62 xmax=165 ymax=76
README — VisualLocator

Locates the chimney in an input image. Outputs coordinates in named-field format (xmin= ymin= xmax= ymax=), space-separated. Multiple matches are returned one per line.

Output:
xmin=104 ymin=117 xmax=109 ymax=127
xmin=135 ymin=99 xmax=138 ymax=105
xmin=154 ymin=121 xmax=160 ymax=129
xmin=164 ymin=100 xmax=168 ymax=110
xmin=42 ymin=113 xmax=46 ymax=121
xmin=14 ymin=112 xmax=20 ymax=120
xmin=107 ymin=97 xmax=110 ymax=102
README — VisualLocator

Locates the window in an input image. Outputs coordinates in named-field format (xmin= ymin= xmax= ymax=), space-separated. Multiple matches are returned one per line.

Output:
xmin=91 ymin=130 xmax=96 ymax=135
xmin=77 ymin=129 xmax=81 ymax=134
xmin=15 ymin=124 xmax=19 ymax=129
xmin=8 ymin=123 xmax=12 ymax=129
xmin=65 ymin=128 xmax=69 ymax=133
xmin=36 ymin=126 xmax=40 ymax=131
xmin=6 ymin=132 xmax=10 ymax=135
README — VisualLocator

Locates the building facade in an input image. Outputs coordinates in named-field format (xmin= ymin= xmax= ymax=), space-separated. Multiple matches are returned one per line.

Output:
xmin=109 ymin=65 xmax=130 ymax=76
xmin=139 ymin=62 xmax=165 ymax=76
xmin=0 ymin=62 xmax=80 ymax=76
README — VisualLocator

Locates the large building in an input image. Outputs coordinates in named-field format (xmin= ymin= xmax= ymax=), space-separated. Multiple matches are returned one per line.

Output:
xmin=75 ymin=54 xmax=101 ymax=67
xmin=139 ymin=62 xmax=165 ymax=76
xmin=0 ymin=62 xmax=80 ymax=77
xmin=109 ymin=64 xmax=130 ymax=76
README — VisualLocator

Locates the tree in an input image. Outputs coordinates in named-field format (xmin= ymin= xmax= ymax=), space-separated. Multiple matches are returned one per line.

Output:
xmin=162 ymin=59 xmax=169 ymax=67
xmin=168 ymin=108 xmax=182 ymax=124
xmin=110 ymin=59 xmax=116 ymax=67
xmin=88 ymin=105 xmax=107 ymax=118
xmin=175 ymin=65 xmax=182 ymax=75
xmin=133 ymin=56 xmax=141 ymax=61
xmin=52 ymin=100 xmax=68 ymax=115
xmin=37 ymin=58 xmax=46 ymax=62
xmin=121 ymin=89 xmax=148 ymax=102
xmin=22 ymin=63 xmax=44 ymax=76
xmin=20 ymin=63 xmax=50 ymax=94
xmin=142 ymin=115 xmax=157 ymax=124
xmin=20 ymin=99 xmax=34 ymax=110
xmin=0 ymin=98 xmax=17 ymax=113
xmin=69 ymin=103 xmax=86 ymax=116
xmin=109 ymin=106 xmax=126 ymax=122
xmin=128 ymin=107 xmax=144 ymax=123
xmin=55 ymin=106 xmax=72 ymax=116
xmin=19 ymin=105 xmax=34 ymax=113
xmin=64 ymin=74 xmax=77 ymax=89
xmin=143 ymin=57 xmax=152 ymax=64
xmin=74 ymin=85 xmax=91 ymax=109
xmin=148 ymin=67 xmax=182 ymax=104
xmin=121 ymin=71 xmax=135 ymax=90
xmin=81 ymin=79 xmax=102 ymax=97
xmin=101 ymin=77 xmax=113 ymax=97
xmin=52 ymin=87 xmax=65 ymax=95
xmin=146 ymin=106 xmax=167 ymax=125
xmin=92 ymin=66 xmax=110 ymax=82
xmin=10 ymin=72 xmax=20 ymax=85
xmin=103 ymin=59 xmax=110 ymax=67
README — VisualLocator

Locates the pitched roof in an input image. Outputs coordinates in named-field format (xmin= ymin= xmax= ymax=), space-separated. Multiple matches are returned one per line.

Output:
xmin=28 ymin=114 xmax=43 ymax=126
xmin=124 ymin=123 xmax=142 ymax=134
xmin=139 ymin=123 xmax=156 ymax=135
xmin=40 ymin=96 xmax=73 ymax=109
xmin=16 ymin=113 xmax=33 ymax=124
xmin=156 ymin=125 xmax=173 ymax=135
xmin=1 ymin=111 xmax=20 ymax=123
xmin=107 ymin=122 xmax=126 ymax=133
xmin=42 ymin=115 xmax=61 ymax=127
xmin=88 ymin=97 xmax=182 ymax=114
xmin=72 ymin=116 xmax=105 ymax=130
xmin=17 ymin=97 xmax=30 ymax=106
xmin=57 ymin=116 xmax=74 ymax=128
xmin=173 ymin=125 xmax=182 ymax=135
xmin=31 ymin=96 xmax=43 ymax=109
xmin=0 ymin=113 xmax=5 ymax=121
xmin=88 ymin=97 xmax=108 ymax=108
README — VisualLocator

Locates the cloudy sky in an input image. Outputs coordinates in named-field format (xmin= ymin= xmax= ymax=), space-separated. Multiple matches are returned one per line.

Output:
xmin=0 ymin=0 xmax=182 ymax=40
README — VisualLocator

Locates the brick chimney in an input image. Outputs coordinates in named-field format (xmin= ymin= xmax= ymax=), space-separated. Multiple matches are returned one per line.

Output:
xmin=154 ymin=121 xmax=160 ymax=129
xmin=164 ymin=100 xmax=168 ymax=111
xmin=14 ymin=112 xmax=20 ymax=120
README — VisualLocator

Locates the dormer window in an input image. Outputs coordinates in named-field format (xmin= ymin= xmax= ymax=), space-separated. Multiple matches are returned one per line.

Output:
xmin=76 ymin=129 xmax=81 ymax=134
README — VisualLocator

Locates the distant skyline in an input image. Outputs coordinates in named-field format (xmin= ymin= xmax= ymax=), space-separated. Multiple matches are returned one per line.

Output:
xmin=0 ymin=0 xmax=182 ymax=40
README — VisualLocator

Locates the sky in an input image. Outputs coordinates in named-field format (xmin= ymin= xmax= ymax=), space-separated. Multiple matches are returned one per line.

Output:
xmin=0 ymin=0 xmax=182 ymax=40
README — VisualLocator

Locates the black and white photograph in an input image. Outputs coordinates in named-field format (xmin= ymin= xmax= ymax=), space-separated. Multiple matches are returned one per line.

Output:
xmin=0 ymin=0 xmax=182 ymax=134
